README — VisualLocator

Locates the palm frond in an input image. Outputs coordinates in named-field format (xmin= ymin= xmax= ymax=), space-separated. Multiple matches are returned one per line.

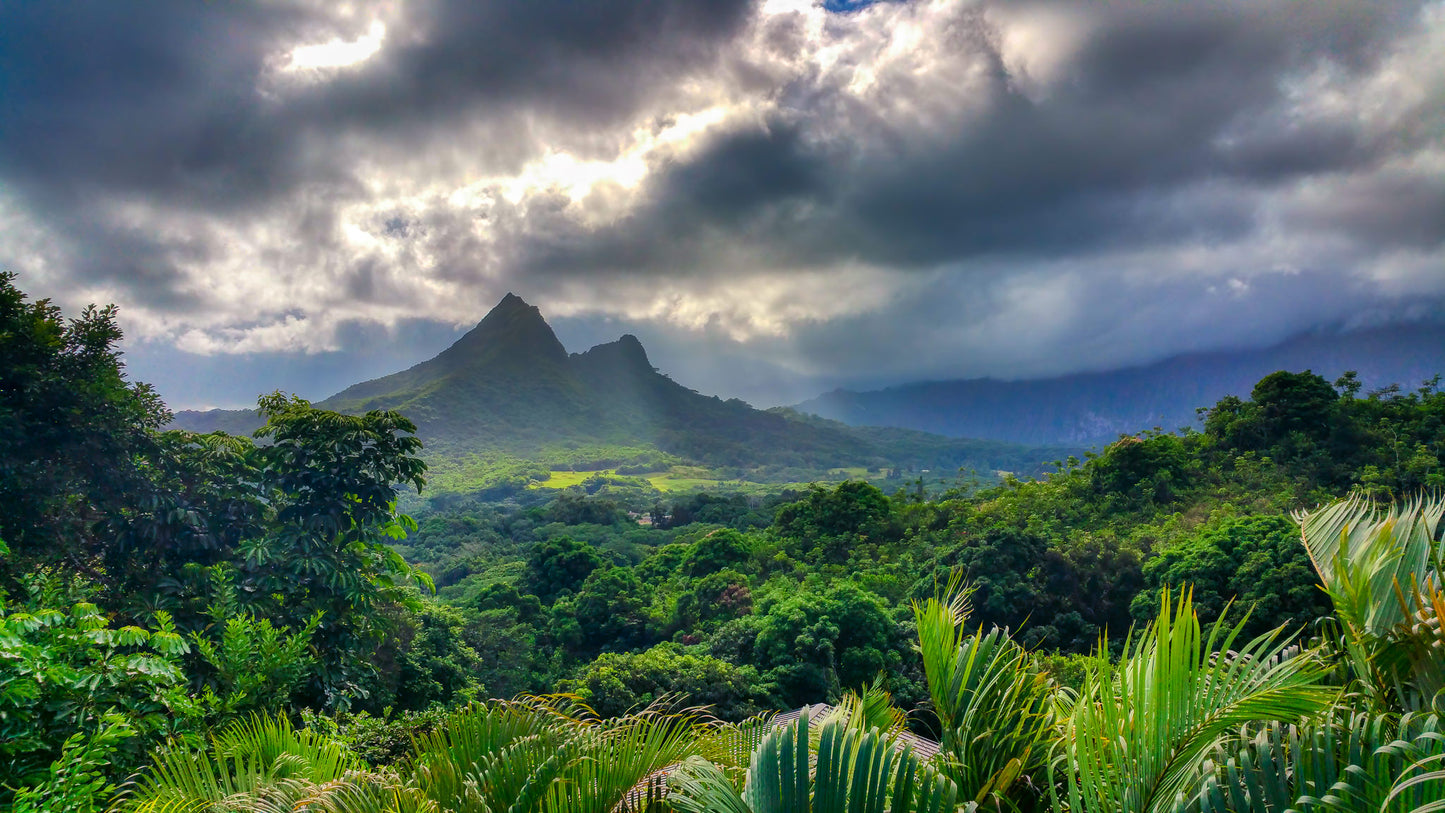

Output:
xmin=914 ymin=583 xmax=1055 ymax=808
xmin=1057 ymin=587 xmax=1336 ymax=813
xmin=1296 ymin=494 xmax=1445 ymax=706
xmin=406 ymin=696 xmax=574 ymax=812
xmin=668 ymin=710 xmax=961 ymax=813
xmin=694 ymin=713 xmax=778 ymax=791
xmin=1200 ymin=711 xmax=1445 ymax=813
xmin=1295 ymin=494 xmax=1443 ymax=633
xmin=115 ymin=713 xmax=361 ymax=813
xmin=829 ymin=675 xmax=907 ymax=739
xmin=545 ymin=705 xmax=702 ymax=813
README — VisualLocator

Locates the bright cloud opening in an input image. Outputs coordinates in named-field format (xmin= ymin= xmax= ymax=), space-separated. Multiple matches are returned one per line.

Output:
xmin=284 ymin=20 xmax=386 ymax=72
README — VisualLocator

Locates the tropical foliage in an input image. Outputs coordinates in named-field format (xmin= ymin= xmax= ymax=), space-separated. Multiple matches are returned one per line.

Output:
xmin=3 ymin=272 xmax=1445 ymax=812
xmin=667 ymin=710 xmax=959 ymax=813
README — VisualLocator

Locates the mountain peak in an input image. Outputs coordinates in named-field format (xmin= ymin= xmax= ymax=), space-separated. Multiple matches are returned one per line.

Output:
xmin=615 ymin=334 xmax=649 ymax=365
xmin=494 ymin=292 xmax=531 ymax=311
xmin=444 ymin=293 xmax=567 ymax=366
xmin=574 ymin=333 xmax=653 ymax=373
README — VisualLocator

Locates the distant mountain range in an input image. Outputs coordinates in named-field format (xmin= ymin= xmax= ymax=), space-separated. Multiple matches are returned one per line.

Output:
xmin=794 ymin=323 xmax=1445 ymax=446
xmin=172 ymin=295 xmax=1072 ymax=488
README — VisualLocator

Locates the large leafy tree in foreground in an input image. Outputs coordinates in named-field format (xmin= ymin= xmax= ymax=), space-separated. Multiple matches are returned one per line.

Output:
xmin=1 ymin=272 xmax=434 ymax=719
xmin=0 ymin=270 xmax=168 ymax=575
xmin=232 ymin=392 xmax=431 ymax=707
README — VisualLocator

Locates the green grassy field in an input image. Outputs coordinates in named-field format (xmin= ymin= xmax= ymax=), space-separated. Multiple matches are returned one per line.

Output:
xmin=647 ymin=474 xmax=738 ymax=492
xmin=530 ymin=466 xmax=787 ymax=493
xmin=524 ymin=463 xmax=918 ymax=495
xmin=528 ymin=467 xmax=729 ymax=492
xmin=529 ymin=469 xmax=613 ymax=489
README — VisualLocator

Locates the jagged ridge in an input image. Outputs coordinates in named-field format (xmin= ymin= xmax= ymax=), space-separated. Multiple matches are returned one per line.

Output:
xmin=171 ymin=294 xmax=1057 ymax=478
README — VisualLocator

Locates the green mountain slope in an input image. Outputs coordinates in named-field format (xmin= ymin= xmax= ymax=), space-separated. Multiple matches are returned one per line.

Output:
xmin=172 ymin=295 xmax=1068 ymax=490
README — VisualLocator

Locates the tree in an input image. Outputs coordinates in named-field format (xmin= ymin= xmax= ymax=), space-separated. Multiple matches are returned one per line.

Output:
xmin=1131 ymin=514 xmax=1331 ymax=639
xmin=474 ymin=582 xmax=544 ymax=622
xmin=1087 ymin=433 xmax=1196 ymax=509
xmin=0 ymin=271 xmax=168 ymax=581
xmin=681 ymin=528 xmax=756 ymax=577
xmin=1251 ymin=369 xmax=1338 ymax=445
xmin=570 ymin=566 xmax=652 ymax=654
xmin=388 ymin=600 xmax=483 ymax=711
xmin=225 ymin=393 xmax=431 ymax=710
xmin=525 ymin=536 xmax=603 ymax=603
xmin=191 ymin=605 xmax=321 ymax=724
xmin=917 ymin=527 xmax=1048 ymax=634
xmin=569 ymin=644 xmax=764 ymax=721
xmin=772 ymin=481 xmax=899 ymax=563
xmin=0 ymin=573 xmax=195 ymax=803
xmin=468 ymin=605 xmax=556 ymax=700
xmin=675 ymin=569 xmax=753 ymax=630
xmin=749 ymin=582 xmax=904 ymax=708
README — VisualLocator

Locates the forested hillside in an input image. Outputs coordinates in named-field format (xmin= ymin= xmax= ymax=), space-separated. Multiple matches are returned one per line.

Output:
xmin=5 ymin=271 xmax=1445 ymax=811
xmin=172 ymin=294 xmax=1073 ymax=493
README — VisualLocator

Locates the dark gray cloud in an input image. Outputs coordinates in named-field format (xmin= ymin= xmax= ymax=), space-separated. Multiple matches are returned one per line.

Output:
xmin=307 ymin=0 xmax=754 ymax=133
xmin=0 ymin=3 xmax=314 ymax=208
xmin=0 ymin=0 xmax=752 ymax=205
xmin=0 ymin=0 xmax=754 ymax=308
xmin=516 ymin=0 xmax=1437 ymax=276
xmin=0 ymin=0 xmax=1441 ymax=409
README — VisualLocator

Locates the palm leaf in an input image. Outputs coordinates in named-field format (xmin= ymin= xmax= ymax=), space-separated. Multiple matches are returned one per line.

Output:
xmin=1200 ymin=711 xmax=1445 ymax=813
xmin=406 ymin=696 xmax=574 ymax=813
xmin=829 ymin=675 xmax=908 ymax=740
xmin=1296 ymin=494 xmax=1445 ymax=707
xmin=115 ymin=713 xmax=361 ymax=812
xmin=544 ymin=705 xmax=701 ymax=813
xmin=1057 ymin=587 xmax=1336 ymax=813
xmin=667 ymin=711 xmax=960 ymax=813
xmin=913 ymin=580 xmax=1055 ymax=807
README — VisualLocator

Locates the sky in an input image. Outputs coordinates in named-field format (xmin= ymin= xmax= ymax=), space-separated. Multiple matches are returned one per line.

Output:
xmin=2 ymin=0 xmax=1443 ymax=409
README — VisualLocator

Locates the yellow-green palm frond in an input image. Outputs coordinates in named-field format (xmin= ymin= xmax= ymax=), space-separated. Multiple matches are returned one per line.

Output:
xmin=115 ymin=713 xmax=361 ymax=813
xmin=914 ymin=580 xmax=1055 ymax=809
xmin=829 ymin=675 xmax=908 ymax=740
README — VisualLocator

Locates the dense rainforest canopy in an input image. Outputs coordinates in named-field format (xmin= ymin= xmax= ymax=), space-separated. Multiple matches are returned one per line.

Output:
xmin=3 ymin=271 xmax=1444 ymax=811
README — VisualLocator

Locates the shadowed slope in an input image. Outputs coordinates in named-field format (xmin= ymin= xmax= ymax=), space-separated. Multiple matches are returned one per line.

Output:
xmin=172 ymin=295 xmax=1066 ymax=483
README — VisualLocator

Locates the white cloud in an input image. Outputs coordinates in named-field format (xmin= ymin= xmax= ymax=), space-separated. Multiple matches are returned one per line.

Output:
xmin=283 ymin=19 xmax=386 ymax=73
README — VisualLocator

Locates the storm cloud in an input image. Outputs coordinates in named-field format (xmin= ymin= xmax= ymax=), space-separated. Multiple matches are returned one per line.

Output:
xmin=1 ymin=0 xmax=1441 ymax=407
